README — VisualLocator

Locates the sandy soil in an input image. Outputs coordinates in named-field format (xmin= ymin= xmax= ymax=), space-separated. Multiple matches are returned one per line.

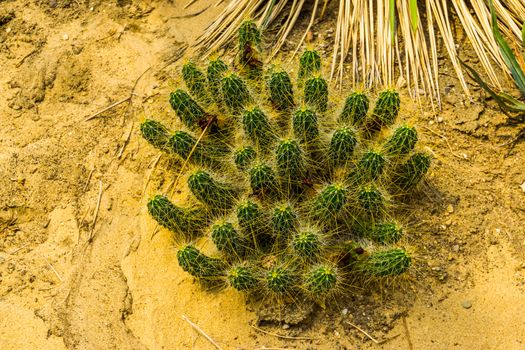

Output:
xmin=0 ymin=1 xmax=524 ymax=349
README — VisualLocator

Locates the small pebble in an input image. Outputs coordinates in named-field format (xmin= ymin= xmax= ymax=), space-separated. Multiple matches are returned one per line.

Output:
xmin=63 ymin=33 xmax=69 ymax=40
xmin=437 ymin=116 xmax=444 ymax=123
xmin=282 ymin=324 xmax=290 ymax=330
xmin=342 ymin=308 xmax=348 ymax=315
xmin=462 ymin=300 xmax=472 ymax=309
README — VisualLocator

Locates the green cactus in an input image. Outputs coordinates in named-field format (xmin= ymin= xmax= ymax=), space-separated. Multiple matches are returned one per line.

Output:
xmin=228 ymin=264 xmax=258 ymax=291
xmin=275 ymin=139 xmax=306 ymax=186
xmin=313 ymin=183 xmax=347 ymax=219
xmin=238 ymin=20 xmax=263 ymax=78
xmin=358 ymin=184 xmax=385 ymax=217
xmin=207 ymin=58 xmax=229 ymax=105
xmin=340 ymin=92 xmax=369 ymax=126
xmin=222 ymin=73 xmax=252 ymax=113
xmin=265 ymin=265 xmax=296 ymax=295
xmin=369 ymin=222 xmax=403 ymax=244
xmin=392 ymin=152 xmax=431 ymax=191
xmin=182 ymin=62 xmax=208 ymax=103
xmin=236 ymin=199 xmax=263 ymax=230
xmin=168 ymin=131 xmax=209 ymax=165
xmin=329 ymin=126 xmax=358 ymax=167
xmin=177 ymin=245 xmax=225 ymax=278
xmin=249 ymin=163 xmax=278 ymax=194
xmin=268 ymin=70 xmax=294 ymax=110
xmin=293 ymin=107 xmax=319 ymax=144
xmin=304 ymin=76 xmax=328 ymax=112
xmin=383 ymin=125 xmax=418 ymax=156
xmin=360 ymin=248 xmax=411 ymax=276
xmin=188 ymin=170 xmax=236 ymax=212
xmin=169 ymin=89 xmax=206 ymax=129
xmin=303 ymin=264 xmax=338 ymax=297
xmin=292 ymin=230 xmax=321 ymax=260
xmin=271 ymin=204 xmax=298 ymax=236
xmin=356 ymin=149 xmax=386 ymax=181
xmin=211 ymin=220 xmax=244 ymax=257
xmin=141 ymin=26 xmax=433 ymax=311
xmin=238 ymin=20 xmax=261 ymax=52
xmin=242 ymin=107 xmax=275 ymax=148
xmin=368 ymin=89 xmax=401 ymax=131
xmin=234 ymin=146 xmax=257 ymax=170
xmin=140 ymin=119 xmax=171 ymax=151
xmin=298 ymin=49 xmax=321 ymax=80
xmin=147 ymin=195 xmax=205 ymax=239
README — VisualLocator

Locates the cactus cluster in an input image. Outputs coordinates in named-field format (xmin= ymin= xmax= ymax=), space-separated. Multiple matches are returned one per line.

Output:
xmin=141 ymin=22 xmax=431 ymax=305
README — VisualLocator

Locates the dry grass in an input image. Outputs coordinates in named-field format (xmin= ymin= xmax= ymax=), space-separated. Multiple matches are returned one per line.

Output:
xmin=192 ymin=0 xmax=525 ymax=107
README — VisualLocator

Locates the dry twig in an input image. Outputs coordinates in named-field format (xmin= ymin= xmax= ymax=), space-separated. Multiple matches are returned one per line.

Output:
xmin=83 ymin=167 xmax=95 ymax=192
xmin=250 ymin=324 xmax=315 ymax=340
xmin=88 ymin=180 xmax=103 ymax=243
xmin=403 ymin=316 xmax=414 ymax=350
xmin=117 ymin=121 xmax=134 ymax=159
xmin=40 ymin=254 xmax=63 ymax=282
xmin=182 ymin=315 xmax=224 ymax=350
xmin=8 ymin=244 xmax=28 ymax=255
xmin=421 ymin=126 xmax=464 ymax=160
xmin=345 ymin=321 xmax=399 ymax=345
xmin=143 ymin=154 xmax=162 ymax=195
xmin=84 ymin=96 xmax=132 ymax=121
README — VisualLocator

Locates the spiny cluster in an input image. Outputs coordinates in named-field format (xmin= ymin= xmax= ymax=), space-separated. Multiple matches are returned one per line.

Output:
xmin=141 ymin=20 xmax=431 ymax=304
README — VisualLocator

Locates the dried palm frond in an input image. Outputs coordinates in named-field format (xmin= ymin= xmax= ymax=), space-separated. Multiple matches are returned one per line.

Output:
xmin=192 ymin=0 xmax=525 ymax=107
xmin=462 ymin=0 xmax=525 ymax=113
